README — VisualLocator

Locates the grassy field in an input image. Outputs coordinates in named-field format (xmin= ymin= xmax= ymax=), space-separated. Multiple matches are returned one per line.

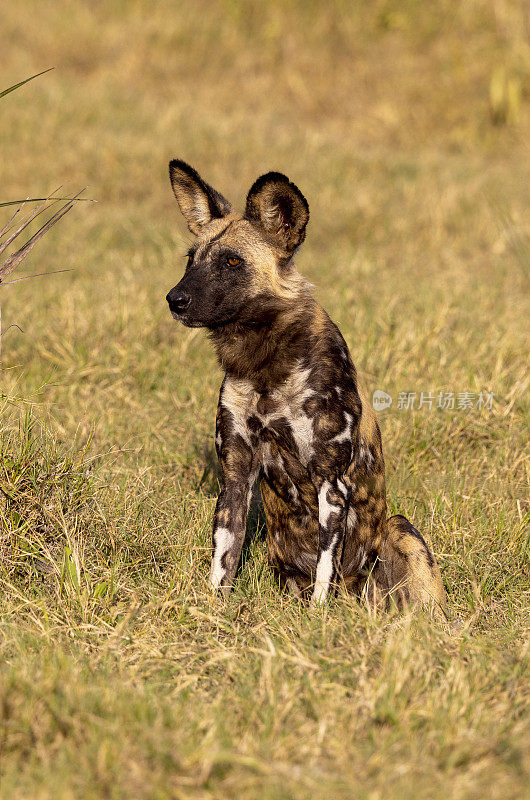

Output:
xmin=0 ymin=1 xmax=529 ymax=798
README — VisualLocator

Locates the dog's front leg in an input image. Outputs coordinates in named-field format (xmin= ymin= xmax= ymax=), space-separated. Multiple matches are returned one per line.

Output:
xmin=310 ymin=476 xmax=349 ymax=606
xmin=209 ymin=388 xmax=256 ymax=597
xmin=209 ymin=477 xmax=254 ymax=597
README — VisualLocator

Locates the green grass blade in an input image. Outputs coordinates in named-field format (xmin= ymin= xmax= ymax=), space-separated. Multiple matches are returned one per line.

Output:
xmin=0 ymin=197 xmax=92 ymax=208
xmin=0 ymin=67 xmax=54 ymax=100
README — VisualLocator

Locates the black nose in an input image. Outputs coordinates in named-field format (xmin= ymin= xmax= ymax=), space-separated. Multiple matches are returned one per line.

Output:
xmin=166 ymin=290 xmax=191 ymax=314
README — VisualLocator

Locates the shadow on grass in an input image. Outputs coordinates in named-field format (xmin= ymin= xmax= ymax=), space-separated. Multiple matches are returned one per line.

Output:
xmin=197 ymin=443 xmax=221 ymax=497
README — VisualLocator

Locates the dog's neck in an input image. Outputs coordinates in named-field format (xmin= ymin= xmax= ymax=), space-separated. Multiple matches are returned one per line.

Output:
xmin=209 ymin=296 xmax=318 ymax=393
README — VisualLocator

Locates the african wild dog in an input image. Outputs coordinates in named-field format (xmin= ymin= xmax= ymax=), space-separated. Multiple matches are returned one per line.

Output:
xmin=166 ymin=159 xmax=446 ymax=615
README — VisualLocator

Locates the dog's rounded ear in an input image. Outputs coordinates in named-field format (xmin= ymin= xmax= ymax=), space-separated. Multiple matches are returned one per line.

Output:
xmin=245 ymin=172 xmax=309 ymax=254
xmin=169 ymin=159 xmax=232 ymax=236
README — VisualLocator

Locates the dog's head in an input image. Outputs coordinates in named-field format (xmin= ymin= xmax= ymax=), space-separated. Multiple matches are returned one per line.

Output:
xmin=166 ymin=160 xmax=309 ymax=329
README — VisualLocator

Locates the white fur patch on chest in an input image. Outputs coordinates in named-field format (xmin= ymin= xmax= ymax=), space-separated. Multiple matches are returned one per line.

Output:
xmin=221 ymin=362 xmax=316 ymax=466
xmin=220 ymin=377 xmax=255 ymax=446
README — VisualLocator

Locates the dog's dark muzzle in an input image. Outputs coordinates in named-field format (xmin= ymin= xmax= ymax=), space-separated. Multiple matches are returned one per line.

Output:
xmin=166 ymin=288 xmax=191 ymax=315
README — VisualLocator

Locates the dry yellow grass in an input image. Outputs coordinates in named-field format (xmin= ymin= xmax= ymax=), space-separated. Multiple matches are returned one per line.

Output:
xmin=0 ymin=2 xmax=529 ymax=798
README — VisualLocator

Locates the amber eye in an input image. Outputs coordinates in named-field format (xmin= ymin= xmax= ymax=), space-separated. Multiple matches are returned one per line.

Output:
xmin=186 ymin=254 xmax=194 ymax=267
xmin=227 ymin=256 xmax=242 ymax=267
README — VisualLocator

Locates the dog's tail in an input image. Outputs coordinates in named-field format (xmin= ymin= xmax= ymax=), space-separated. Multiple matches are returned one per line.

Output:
xmin=368 ymin=515 xmax=447 ymax=620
